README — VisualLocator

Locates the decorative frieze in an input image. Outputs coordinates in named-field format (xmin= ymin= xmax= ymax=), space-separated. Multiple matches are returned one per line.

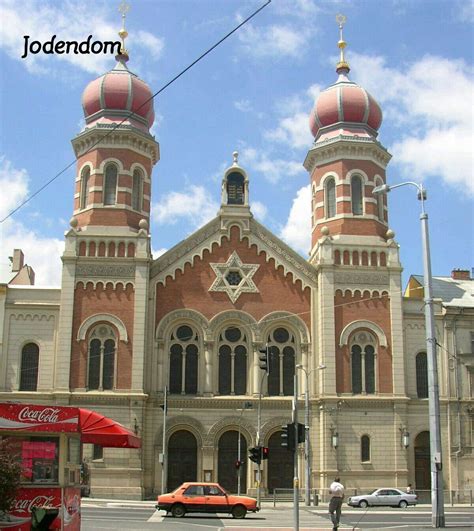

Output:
xmin=76 ymin=263 xmax=135 ymax=278
xmin=334 ymin=271 xmax=390 ymax=286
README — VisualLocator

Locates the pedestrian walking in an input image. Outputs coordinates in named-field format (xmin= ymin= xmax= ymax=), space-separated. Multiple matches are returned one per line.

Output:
xmin=406 ymin=483 xmax=413 ymax=494
xmin=328 ymin=476 xmax=345 ymax=531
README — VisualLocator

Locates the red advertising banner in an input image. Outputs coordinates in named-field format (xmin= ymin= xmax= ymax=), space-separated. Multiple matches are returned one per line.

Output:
xmin=0 ymin=404 xmax=78 ymax=434
xmin=0 ymin=487 xmax=81 ymax=531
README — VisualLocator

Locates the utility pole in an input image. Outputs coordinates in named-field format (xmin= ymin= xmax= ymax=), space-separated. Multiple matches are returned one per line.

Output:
xmin=293 ymin=373 xmax=299 ymax=531
xmin=160 ymin=385 xmax=167 ymax=495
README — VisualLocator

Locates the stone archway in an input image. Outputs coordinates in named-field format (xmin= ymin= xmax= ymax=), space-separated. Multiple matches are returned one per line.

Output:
xmin=167 ymin=430 xmax=197 ymax=492
xmin=414 ymin=431 xmax=430 ymax=502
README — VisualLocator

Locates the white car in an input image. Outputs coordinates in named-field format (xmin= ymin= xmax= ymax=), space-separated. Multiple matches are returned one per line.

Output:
xmin=347 ymin=488 xmax=418 ymax=508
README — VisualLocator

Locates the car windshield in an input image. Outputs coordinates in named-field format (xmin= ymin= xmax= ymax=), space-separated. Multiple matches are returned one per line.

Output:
xmin=369 ymin=490 xmax=378 ymax=495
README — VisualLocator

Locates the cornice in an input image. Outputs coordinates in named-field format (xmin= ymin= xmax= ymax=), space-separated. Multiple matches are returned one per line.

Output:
xmin=71 ymin=125 xmax=160 ymax=164
xmin=304 ymin=136 xmax=392 ymax=173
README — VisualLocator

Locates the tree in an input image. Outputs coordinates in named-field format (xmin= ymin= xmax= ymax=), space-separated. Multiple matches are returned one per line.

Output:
xmin=0 ymin=439 xmax=22 ymax=515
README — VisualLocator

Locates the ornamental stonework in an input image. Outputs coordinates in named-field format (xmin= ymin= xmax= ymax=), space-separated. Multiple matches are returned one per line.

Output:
xmin=76 ymin=263 xmax=135 ymax=278
xmin=334 ymin=271 xmax=390 ymax=286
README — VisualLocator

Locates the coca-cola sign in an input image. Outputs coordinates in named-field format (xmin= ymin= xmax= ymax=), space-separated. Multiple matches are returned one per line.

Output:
xmin=0 ymin=403 xmax=78 ymax=432
xmin=13 ymin=494 xmax=57 ymax=515
xmin=18 ymin=407 xmax=60 ymax=424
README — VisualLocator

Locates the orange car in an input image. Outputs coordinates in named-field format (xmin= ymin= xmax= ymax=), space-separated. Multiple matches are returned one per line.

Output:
xmin=156 ymin=482 xmax=259 ymax=518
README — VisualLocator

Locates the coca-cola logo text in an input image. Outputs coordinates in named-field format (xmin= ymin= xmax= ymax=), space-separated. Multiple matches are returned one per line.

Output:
xmin=18 ymin=407 xmax=61 ymax=424
xmin=14 ymin=495 xmax=57 ymax=514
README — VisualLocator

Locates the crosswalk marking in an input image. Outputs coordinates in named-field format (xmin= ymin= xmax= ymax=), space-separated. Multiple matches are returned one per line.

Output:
xmin=147 ymin=510 xmax=164 ymax=522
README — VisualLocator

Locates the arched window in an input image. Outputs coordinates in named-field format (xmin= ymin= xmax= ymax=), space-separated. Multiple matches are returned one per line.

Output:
xmin=351 ymin=175 xmax=363 ymax=215
xmin=218 ymin=326 xmax=247 ymax=395
xmin=80 ymin=167 xmax=90 ymax=210
xmin=267 ymin=327 xmax=295 ymax=396
xmin=132 ymin=169 xmax=143 ymax=211
xmin=351 ymin=331 xmax=377 ymax=394
xmin=325 ymin=178 xmax=336 ymax=218
xmin=169 ymin=324 xmax=199 ymax=395
xmin=416 ymin=352 xmax=428 ymax=398
xmin=361 ymin=435 xmax=371 ymax=462
xmin=218 ymin=430 xmax=247 ymax=493
xmin=226 ymin=172 xmax=245 ymax=205
xmin=103 ymin=164 xmax=118 ymax=205
xmin=375 ymin=180 xmax=384 ymax=221
xmin=19 ymin=343 xmax=39 ymax=391
xmin=87 ymin=325 xmax=116 ymax=390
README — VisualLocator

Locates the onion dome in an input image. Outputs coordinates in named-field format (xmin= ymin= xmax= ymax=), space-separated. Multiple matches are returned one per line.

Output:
xmin=82 ymin=57 xmax=155 ymax=132
xmin=81 ymin=5 xmax=154 ymax=133
xmin=309 ymin=15 xmax=382 ymax=141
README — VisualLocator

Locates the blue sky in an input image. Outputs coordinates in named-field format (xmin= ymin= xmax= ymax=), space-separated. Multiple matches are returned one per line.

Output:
xmin=0 ymin=0 xmax=472 ymax=287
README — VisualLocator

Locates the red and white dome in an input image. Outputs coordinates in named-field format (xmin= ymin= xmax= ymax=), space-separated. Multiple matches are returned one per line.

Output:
xmin=309 ymin=70 xmax=382 ymax=140
xmin=82 ymin=57 xmax=155 ymax=132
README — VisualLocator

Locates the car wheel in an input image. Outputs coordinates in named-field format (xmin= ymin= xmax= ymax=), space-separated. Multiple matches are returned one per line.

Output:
xmin=171 ymin=504 xmax=186 ymax=518
xmin=399 ymin=500 xmax=408 ymax=508
xmin=232 ymin=505 xmax=247 ymax=519
xmin=358 ymin=500 xmax=368 ymax=509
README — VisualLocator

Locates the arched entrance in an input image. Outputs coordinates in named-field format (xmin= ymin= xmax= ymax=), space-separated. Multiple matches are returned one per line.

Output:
xmin=267 ymin=431 xmax=293 ymax=493
xmin=167 ymin=430 xmax=198 ymax=491
xmin=218 ymin=430 xmax=247 ymax=493
xmin=414 ymin=431 xmax=430 ymax=502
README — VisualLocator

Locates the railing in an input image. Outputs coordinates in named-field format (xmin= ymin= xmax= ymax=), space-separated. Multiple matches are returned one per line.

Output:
xmin=272 ymin=488 xmax=473 ymax=506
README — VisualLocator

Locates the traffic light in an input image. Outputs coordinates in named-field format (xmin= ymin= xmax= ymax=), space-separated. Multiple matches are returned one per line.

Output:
xmin=281 ymin=423 xmax=295 ymax=451
xmin=297 ymin=422 xmax=305 ymax=443
xmin=258 ymin=345 xmax=269 ymax=372
xmin=262 ymin=447 xmax=269 ymax=460
xmin=249 ymin=446 xmax=262 ymax=464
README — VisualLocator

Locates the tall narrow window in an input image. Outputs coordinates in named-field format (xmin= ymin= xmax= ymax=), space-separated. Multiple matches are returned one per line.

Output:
xmin=226 ymin=172 xmax=245 ymax=205
xmin=132 ymin=169 xmax=143 ymax=211
xmin=326 ymin=178 xmax=336 ymax=218
xmin=416 ymin=352 xmax=428 ymax=398
xmin=351 ymin=332 xmax=377 ymax=394
xmin=19 ymin=343 xmax=39 ymax=391
xmin=361 ymin=435 xmax=371 ymax=462
xmin=169 ymin=325 xmax=199 ymax=395
xmin=218 ymin=326 xmax=247 ymax=395
xmin=351 ymin=175 xmax=363 ymax=215
xmin=103 ymin=164 xmax=118 ymax=205
xmin=87 ymin=325 xmax=116 ymax=391
xmin=268 ymin=327 xmax=295 ymax=396
xmin=80 ymin=167 xmax=90 ymax=209
xmin=375 ymin=180 xmax=384 ymax=221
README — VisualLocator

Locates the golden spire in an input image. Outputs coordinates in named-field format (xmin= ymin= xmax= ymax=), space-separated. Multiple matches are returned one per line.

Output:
xmin=118 ymin=1 xmax=130 ymax=58
xmin=335 ymin=13 xmax=350 ymax=73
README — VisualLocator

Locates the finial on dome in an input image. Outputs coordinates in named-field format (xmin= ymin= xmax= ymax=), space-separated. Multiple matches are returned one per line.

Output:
xmin=232 ymin=151 xmax=239 ymax=166
xmin=335 ymin=13 xmax=350 ymax=74
xmin=117 ymin=1 xmax=130 ymax=61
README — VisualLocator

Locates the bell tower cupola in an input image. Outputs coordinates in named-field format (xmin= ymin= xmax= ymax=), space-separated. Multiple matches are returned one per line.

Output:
xmin=70 ymin=3 xmax=159 ymax=232
xmin=305 ymin=14 xmax=392 ymax=257
xmin=220 ymin=151 xmax=250 ymax=214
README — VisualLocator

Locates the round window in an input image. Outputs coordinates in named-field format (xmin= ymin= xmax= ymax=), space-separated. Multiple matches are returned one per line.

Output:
xmin=273 ymin=328 xmax=290 ymax=343
xmin=176 ymin=325 xmax=193 ymax=342
xmin=224 ymin=327 xmax=241 ymax=342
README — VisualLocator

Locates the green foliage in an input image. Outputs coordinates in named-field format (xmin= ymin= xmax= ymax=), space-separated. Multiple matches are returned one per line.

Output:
xmin=0 ymin=439 xmax=22 ymax=514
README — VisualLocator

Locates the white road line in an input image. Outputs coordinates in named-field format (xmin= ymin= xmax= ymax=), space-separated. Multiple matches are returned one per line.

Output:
xmin=147 ymin=510 xmax=164 ymax=522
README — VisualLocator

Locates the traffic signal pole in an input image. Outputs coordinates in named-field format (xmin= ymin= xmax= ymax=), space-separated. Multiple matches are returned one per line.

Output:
xmin=256 ymin=369 xmax=266 ymax=509
xmin=293 ymin=373 xmax=299 ymax=531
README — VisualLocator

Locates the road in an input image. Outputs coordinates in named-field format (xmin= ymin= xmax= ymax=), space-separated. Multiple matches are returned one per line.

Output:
xmin=80 ymin=503 xmax=474 ymax=530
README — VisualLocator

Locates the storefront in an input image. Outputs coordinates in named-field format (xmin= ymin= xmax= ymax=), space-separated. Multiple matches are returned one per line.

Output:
xmin=0 ymin=403 xmax=140 ymax=530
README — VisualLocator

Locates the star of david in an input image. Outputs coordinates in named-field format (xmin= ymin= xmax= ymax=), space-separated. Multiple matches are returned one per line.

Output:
xmin=209 ymin=251 xmax=260 ymax=303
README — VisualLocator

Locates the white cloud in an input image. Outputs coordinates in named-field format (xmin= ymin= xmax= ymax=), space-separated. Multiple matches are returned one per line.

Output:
xmin=349 ymin=53 xmax=474 ymax=194
xmin=0 ymin=0 xmax=164 ymax=75
xmin=240 ymin=146 xmax=305 ymax=183
xmin=234 ymin=99 xmax=253 ymax=112
xmin=238 ymin=23 xmax=308 ymax=59
xmin=151 ymin=185 xmax=219 ymax=228
xmin=0 ymin=157 xmax=64 ymax=286
xmin=152 ymin=247 xmax=167 ymax=259
xmin=264 ymin=84 xmax=321 ymax=150
xmin=280 ymin=185 xmax=311 ymax=255
xmin=250 ymin=201 xmax=267 ymax=221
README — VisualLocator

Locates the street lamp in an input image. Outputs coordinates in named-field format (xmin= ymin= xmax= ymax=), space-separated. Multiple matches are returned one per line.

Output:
xmin=237 ymin=401 xmax=253 ymax=495
xmin=373 ymin=181 xmax=445 ymax=527
xmin=295 ymin=363 xmax=326 ymax=506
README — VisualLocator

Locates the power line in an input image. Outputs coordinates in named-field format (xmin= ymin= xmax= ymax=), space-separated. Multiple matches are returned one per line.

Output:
xmin=0 ymin=0 xmax=272 ymax=224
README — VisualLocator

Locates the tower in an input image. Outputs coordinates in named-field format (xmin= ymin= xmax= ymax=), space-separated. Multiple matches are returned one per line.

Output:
xmin=306 ymin=15 xmax=407 ymax=481
xmin=55 ymin=9 xmax=158 ymax=409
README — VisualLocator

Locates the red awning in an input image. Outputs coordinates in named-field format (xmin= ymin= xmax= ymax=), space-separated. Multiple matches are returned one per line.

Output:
xmin=79 ymin=409 xmax=141 ymax=448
